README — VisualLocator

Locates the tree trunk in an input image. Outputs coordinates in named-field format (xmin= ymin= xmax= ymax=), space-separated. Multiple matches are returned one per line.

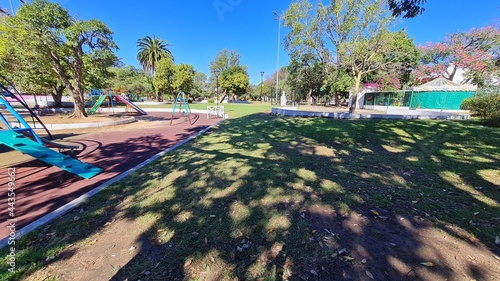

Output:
xmin=445 ymin=65 xmax=458 ymax=82
xmin=72 ymin=87 xmax=87 ymax=117
xmin=334 ymin=94 xmax=342 ymax=107
xmin=48 ymin=49 xmax=87 ymax=118
xmin=349 ymin=73 xmax=362 ymax=113
xmin=306 ymin=88 xmax=312 ymax=106
xmin=51 ymin=85 xmax=65 ymax=107
xmin=70 ymin=45 xmax=87 ymax=118
xmin=50 ymin=93 xmax=62 ymax=107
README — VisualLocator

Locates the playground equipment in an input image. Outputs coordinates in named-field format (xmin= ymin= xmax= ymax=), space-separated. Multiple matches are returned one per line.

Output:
xmin=0 ymin=82 xmax=102 ymax=179
xmin=0 ymin=91 xmax=51 ymax=144
xmin=88 ymin=94 xmax=107 ymax=115
xmin=114 ymin=95 xmax=147 ymax=115
xmin=170 ymin=92 xmax=197 ymax=126
xmin=87 ymin=89 xmax=147 ymax=116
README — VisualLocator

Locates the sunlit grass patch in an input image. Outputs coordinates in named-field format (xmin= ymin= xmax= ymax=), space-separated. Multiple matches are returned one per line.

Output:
xmin=439 ymin=170 xmax=499 ymax=207
xmin=320 ymin=179 xmax=344 ymax=193
xmin=477 ymin=169 xmax=500 ymax=186
xmin=294 ymin=167 xmax=318 ymax=182
xmin=381 ymin=143 xmax=410 ymax=153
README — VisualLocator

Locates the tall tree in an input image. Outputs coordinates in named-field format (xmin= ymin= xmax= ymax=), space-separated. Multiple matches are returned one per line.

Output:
xmin=172 ymin=63 xmax=195 ymax=94
xmin=191 ymin=71 xmax=209 ymax=98
xmin=339 ymin=29 xmax=420 ymax=112
xmin=209 ymin=48 xmax=241 ymax=74
xmin=415 ymin=26 xmax=500 ymax=87
xmin=387 ymin=0 xmax=426 ymax=18
xmin=285 ymin=0 xmax=417 ymax=112
xmin=153 ymin=58 xmax=175 ymax=98
xmin=108 ymin=65 xmax=152 ymax=97
xmin=136 ymin=35 xmax=173 ymax=76
xmin=209 ymin=49 xmax=248 ymax=101
xmin=0 ymin=15 xmax=65 ymax=105
xmin=288 ymin=52 xmax=325 ymax=105
xmin=219 ymin=65 xmax=250 ymax=100
xmin=0 ymin=0 xmax=118 ymax=117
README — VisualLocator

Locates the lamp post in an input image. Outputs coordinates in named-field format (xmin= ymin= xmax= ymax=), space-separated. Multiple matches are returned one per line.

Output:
xmin=273 ymin=11 xmax=285 ymax=105
xmin=213 ymin=70 xmax=221 ymax=109
xmin=260 ymin=71 xmax=264 ymax=103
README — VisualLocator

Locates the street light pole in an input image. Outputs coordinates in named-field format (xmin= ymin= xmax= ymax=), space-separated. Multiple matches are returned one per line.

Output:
xmin=216 ymin=75 xmax=219 ymax=109
xmin=213 ymin=70 xmax=221 ymax=109
xmin=273 ymin=11 xmax=283 ymax=105
xmin=260 ymin=71 xmax=264 ymax=103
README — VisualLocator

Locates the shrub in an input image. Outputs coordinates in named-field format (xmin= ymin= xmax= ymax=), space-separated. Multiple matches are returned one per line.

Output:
xmin=461 ymin=89 xmax=500 ymax=127
xmin=207 ymin=98 xmax=215 ymax=103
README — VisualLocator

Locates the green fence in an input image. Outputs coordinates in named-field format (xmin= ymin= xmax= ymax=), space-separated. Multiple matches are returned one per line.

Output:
xmin=364 ymin=90 xmax=475 ymax=110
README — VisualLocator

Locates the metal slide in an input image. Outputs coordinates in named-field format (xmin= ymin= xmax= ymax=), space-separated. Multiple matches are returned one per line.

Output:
xmin=114 ymin=95 xmax=147 ymax=115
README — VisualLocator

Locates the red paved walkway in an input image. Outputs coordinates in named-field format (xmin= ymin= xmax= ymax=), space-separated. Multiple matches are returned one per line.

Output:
xmin=0 ymin=112 xmax=220 ymax=240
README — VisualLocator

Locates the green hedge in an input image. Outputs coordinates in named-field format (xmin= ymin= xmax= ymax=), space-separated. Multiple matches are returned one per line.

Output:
xmin=461 ymin=89 xmax=500 ymax=127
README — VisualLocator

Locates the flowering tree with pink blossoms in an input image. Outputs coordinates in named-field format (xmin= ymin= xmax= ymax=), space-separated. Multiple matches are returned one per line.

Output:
xmin=415 ymin=26 xmax=500 ymax=86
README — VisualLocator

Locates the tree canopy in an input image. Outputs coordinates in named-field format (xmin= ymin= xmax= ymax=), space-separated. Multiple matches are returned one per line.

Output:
xmin=153 ymin=58 xmax=175 ymax=97
xmin=107 ymin=65 xmax=152 ymax=97
xmin=284 ymin=0 xmax=420 ymax=112
xmin=387 ymin=0 xmax=426 ymax=18
xmin=209 ymin=49 xmax=249 ymax=101
xmin=219 ymin=65 xmax=250 ymax=99
xmin=172 ymin=63 xmax=195 ymax=94
xmin=0 ymin=0 xmax=118 ymax=117
xmin=415 ymin=26 xmax=500 ymax=87
xmin=136 ymin=35 xmax=173 ymax=76
xmin=287 ymin=52 xmax=325 ymax=105
xmin=191 ymin=72 xmax=209 ymax=98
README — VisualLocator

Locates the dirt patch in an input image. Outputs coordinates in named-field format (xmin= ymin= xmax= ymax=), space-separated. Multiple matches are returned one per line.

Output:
xmin=25 ymin=214 xmax=156 ymax=281
xmin=303 ymin=205 xmax=500 ymax=280
xmin=23 ymin=204 xmax=500 ymax=281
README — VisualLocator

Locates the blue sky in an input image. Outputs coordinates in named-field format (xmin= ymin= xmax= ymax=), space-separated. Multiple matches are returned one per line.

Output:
xmin=1 ymin=0 xmax=499 ymax=84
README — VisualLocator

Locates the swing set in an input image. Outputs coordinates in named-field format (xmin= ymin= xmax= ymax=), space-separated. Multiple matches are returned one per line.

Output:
xmin=170 ymin=92 xmax=198 ymax=126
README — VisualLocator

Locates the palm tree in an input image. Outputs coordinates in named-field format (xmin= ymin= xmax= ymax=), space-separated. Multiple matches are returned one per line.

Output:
xmin=136 ymin=35 xmax=173 ymax=76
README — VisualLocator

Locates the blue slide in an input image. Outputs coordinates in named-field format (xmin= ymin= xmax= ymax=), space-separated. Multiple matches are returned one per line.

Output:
xmin=0 ymin=131 xmax=102 ymax=179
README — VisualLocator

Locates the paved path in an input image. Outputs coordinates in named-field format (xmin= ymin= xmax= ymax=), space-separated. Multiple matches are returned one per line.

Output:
xmin=0 ymin=112 xmax=221 ymax=242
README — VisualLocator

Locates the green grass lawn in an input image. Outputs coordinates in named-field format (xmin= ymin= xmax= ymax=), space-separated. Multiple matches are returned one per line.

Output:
xmin=138 ymin=102 xmax=274 ymax=118
xmin=1 ymin=111 xmax=499 ymax=280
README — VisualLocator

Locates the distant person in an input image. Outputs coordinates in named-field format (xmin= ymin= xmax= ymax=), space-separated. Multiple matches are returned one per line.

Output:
xmin=32 ymin=104 xmax=42 ymax=116
xmin=120 ymin=92 xmax=128 ymax=100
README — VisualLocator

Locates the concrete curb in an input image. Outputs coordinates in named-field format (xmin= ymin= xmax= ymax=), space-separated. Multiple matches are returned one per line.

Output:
xmin=43 ymin=116 xmax=137 ymax=130
xmin=39 ymin=108 xmax=225 ymax=130
xmin=271 ymin=108 xmax=470 ymax=120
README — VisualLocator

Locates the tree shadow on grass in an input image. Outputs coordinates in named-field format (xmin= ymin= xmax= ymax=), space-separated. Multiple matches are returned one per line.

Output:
xmin=106 ymin=114 xmax=499 ymax=280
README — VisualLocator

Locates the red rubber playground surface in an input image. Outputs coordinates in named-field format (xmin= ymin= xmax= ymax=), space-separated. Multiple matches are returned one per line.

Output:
xmin=0 ymin=112 xmax=221 ymax=242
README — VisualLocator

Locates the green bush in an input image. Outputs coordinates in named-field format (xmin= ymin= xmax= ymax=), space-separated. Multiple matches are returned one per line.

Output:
xmin=461 ymin=89 xmax=500 ymax=127
xmin=207 ymin=98 xmax=215 ymax=104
